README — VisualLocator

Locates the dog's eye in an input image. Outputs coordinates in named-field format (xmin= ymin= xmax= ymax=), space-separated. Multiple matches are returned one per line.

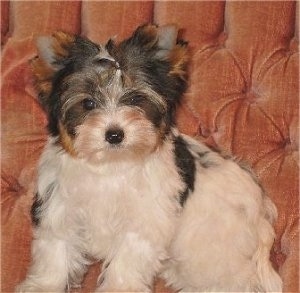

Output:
xmin=128 ymin=95 xmax=144 ymax=105
xmin=82 ymin=98 xmax=96 ymax=111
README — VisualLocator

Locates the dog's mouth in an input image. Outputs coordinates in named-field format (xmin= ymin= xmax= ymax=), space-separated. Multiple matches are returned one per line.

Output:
xmin=105 ymin=143 xmax=125 ymax=152
xmin=81 ymin=140 xmax=156 ymax=166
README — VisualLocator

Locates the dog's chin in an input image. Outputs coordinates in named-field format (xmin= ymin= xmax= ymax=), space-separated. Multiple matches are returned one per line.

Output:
xmin=76 ymin=142 xmax=158 ymax=166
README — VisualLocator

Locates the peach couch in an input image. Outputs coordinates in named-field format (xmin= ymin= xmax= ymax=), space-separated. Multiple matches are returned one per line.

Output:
xmin=1 ymin=1 xmax=298 ymax=292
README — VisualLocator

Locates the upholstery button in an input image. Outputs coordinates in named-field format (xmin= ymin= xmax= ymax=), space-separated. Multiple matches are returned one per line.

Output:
xmin=289 ymin=38 xmax=298 ymax=54
xmin=281 ymin=138 xmax=293 ymax=152
xmin=243 ymin=90 xmax=258 ymax=104
xmin=217 ymin=31 xmax=228 ymax=47
xmin=199 ymin=126 xmax=211 ymax=138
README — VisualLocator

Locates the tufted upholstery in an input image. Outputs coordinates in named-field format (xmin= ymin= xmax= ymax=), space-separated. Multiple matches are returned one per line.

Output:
xmin=1 ymin=1 xmax=298 ymax=292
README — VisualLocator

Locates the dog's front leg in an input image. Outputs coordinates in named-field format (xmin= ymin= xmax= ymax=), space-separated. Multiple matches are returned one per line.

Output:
xmin=16 ymin=232 xmax=70 ymax=292
xmin=96 ymin=232 xmax=163 ymax=292
xmin=16 ymin=223 xmax=87 ymax=292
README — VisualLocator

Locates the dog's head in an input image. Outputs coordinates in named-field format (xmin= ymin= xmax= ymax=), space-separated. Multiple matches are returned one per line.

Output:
xmin=32 ymin=24 xmax=188 ymax=164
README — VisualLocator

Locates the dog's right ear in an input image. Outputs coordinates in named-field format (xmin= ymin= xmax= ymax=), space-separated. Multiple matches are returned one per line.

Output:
xmin=31 ymin=31 xmax=75 ymax=109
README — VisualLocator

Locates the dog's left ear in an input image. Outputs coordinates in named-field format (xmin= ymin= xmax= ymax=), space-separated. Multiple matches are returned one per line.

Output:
xmin=157 ymin=25 xmax=189 ymax=81
xmin=118 ymin=24 xmax=189 ymax=108
xmin=120 ymin=24 xmax=189 ymax=81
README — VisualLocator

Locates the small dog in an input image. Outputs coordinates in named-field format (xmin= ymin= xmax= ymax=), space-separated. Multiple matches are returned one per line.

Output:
xmin=17 ymin=24 xmax=282 ymax=292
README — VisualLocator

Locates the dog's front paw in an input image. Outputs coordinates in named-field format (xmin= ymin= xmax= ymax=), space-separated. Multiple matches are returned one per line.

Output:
xmin=95 ymin=285 xmax=150 ymax=293
xmin=16 ymin=280 xmax=65 ymax=293
xmin=16 ymin=282 xmax=38 ymax=293
xmin=16 ymin=281 xmax=39 ymax=293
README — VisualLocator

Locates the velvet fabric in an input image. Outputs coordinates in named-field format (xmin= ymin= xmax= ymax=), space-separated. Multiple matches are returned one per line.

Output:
xmin=1 ymin=1 xmax=298 ymax=292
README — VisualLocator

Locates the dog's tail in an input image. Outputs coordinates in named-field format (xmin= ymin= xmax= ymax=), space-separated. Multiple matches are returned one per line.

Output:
xmin=255 ymin=196 xmax=282 ymax=292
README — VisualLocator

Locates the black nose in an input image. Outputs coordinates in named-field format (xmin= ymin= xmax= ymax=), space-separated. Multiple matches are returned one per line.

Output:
xmin=105 ymin=128 xmax=124 ymax=144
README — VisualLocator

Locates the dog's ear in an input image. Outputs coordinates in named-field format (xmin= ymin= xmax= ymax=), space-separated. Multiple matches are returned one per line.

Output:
xmin=35 ymin=31 xmax=75 ymax=71
xmin=31 ymin=31 xmax=103 ymax=110
xmin=158 ymin=25 xmax=189 ymax=81
xmin=31 ymin=31 xmax=76 ymax=108
xmin=124 ymin=24 xmax=189 ymax=109
xmin=126 ymin=24 xmax=189 ymax=81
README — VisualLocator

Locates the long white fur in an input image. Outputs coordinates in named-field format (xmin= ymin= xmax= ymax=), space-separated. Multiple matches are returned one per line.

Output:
xmin=17 ymin=128 xmax=282 ymax=292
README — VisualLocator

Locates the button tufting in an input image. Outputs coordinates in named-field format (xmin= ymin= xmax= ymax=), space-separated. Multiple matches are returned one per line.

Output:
xmin=217 ymin=31 xmax=228 ymax=48
xmin=289 ymin=38 xmax=298 ymax=54
xmin=242 ymin=90 xmax=259 ymax=104
xmin=199 ymin=126 xmax=211 ymax=138
xmin=281 ymin=137 xmax=294 ymax=153
xmin=241 ymin=88 xmax=247 ymax=94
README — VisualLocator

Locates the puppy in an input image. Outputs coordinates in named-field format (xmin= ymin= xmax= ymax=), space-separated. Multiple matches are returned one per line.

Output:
xmin=17 ymin=24 xmax=282 ymax=292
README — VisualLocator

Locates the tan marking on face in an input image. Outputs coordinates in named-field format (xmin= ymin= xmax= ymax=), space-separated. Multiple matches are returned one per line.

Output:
xmin=59 ymin=121 xmax=77 ymax=157
xmin=121 ymin=109 xmax=163 ymax=154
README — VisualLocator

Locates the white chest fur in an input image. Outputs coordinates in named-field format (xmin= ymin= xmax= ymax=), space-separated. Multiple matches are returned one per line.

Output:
xmin=37 ymin=138 xmax=184 ymax=260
